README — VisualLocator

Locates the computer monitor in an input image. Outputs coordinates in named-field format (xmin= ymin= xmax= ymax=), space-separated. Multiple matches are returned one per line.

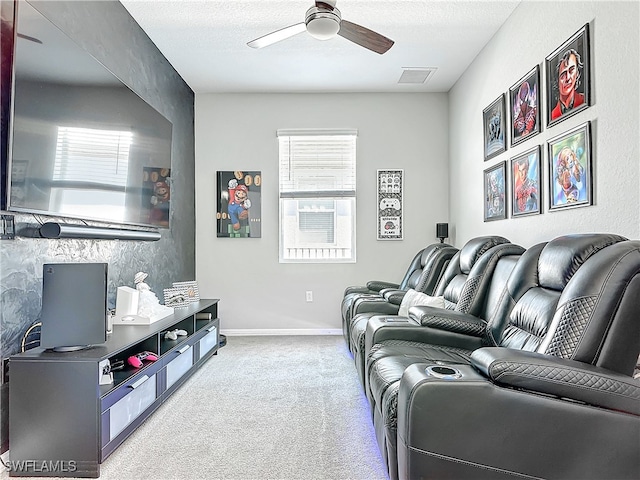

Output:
xmin=40 ymin=263 xmax=108 ymax=352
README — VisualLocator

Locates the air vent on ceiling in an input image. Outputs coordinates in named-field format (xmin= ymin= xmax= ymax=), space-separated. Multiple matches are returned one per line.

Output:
xmin=398 ymin=67 xmax=437 ymax=84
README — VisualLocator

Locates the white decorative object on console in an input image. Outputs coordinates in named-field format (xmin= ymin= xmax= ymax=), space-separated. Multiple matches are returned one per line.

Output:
xmin=114 ymin=286 xmax=139 ymax=319
xmin=113 ymin=273 xmax=173 ymax=325
xmin=172 ymin=280 xmax=200 ymax=302
xmin=164 ymin=286 xmax=191 ymax=308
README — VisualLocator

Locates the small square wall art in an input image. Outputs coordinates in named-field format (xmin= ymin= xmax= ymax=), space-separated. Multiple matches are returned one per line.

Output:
xmin=484 ymin=161 xmax=507 ymax=222
xmin=483 ymin=94 xmax=507 ymax=161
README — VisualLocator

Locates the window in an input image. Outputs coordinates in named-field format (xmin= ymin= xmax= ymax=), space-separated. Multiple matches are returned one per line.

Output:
xmin=278 ymin=129 xmax=357 ymax=263
xmin=51 ymin=126 xmax=133 ymax=220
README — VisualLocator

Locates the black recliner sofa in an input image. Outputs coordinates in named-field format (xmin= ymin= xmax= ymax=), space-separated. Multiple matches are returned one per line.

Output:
xmin=341 ymin=242 xmax=457 ymax=345
xmin=397 ymin=237 xmax=640 ymax=479
xmin=347 ymin=233 xmax=640 ymax=480
xmin=351 ymin=236 xmax=523 ymax=394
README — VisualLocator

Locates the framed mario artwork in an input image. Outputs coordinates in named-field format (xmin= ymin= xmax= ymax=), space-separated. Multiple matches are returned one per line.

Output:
xmin=216 ymin=170 xmax=262 ymax=238
xmin=142 ymin=167 xmax=171 ymax=227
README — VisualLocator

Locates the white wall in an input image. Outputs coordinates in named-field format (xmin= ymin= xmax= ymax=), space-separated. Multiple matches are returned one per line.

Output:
xmin=449 ymin=1 xmax=640 ymax=248
xmin=195 ymin=93 xmax=449 ymax=332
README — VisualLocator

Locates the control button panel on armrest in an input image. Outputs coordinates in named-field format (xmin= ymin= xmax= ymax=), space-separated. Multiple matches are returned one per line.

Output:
xmin=380 ymin=316 xmax=411 ymax=323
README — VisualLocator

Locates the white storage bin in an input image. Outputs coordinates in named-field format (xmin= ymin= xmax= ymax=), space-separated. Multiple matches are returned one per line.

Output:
xmin=199 ymin=326 xmax=218 ymax=359
xmin=109 ymin=373 xmax=156 ymax=441
xmin=166 ymin=346 xmax=193 ymax=389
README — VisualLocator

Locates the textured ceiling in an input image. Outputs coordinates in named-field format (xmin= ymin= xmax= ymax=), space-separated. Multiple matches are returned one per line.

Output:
xmin=119 ymin=0 xmax=521 ymax=93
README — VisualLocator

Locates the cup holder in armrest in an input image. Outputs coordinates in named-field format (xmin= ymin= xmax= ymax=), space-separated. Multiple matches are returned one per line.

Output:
xmin=425 ymin=365 xmax=462 ymax=379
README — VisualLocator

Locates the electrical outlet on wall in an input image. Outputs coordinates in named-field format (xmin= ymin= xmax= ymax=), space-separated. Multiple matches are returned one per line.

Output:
xmin=305 ymin=291 xmax=313 ymax=302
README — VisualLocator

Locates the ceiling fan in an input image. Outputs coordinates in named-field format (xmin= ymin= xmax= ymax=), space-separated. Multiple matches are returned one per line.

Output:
xmin=247 ymin=1 xmax=394 ymax=55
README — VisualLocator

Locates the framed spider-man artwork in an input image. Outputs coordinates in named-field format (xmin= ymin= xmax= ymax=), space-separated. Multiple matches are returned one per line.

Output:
xmin=509 ymin=65 xmax=541 ymax=147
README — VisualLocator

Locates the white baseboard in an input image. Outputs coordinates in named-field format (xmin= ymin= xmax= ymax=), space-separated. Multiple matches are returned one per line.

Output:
xmin=220 ymin=328 xmax=342 ymax=336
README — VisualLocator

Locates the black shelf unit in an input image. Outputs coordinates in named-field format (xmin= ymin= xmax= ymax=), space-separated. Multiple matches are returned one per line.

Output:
xmin=9 ymin=300 xmax=220 ymax=478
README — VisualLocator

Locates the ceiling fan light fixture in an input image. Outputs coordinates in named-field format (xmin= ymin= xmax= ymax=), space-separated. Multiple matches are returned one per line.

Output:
xmin=248 ymin=1 xmax=393 ymax=54
xmin=305 ymin=6 xmax=341 ymax=41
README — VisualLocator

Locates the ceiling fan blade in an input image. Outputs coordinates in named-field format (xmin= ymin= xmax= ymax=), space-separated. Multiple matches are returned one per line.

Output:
xmin=17 ymin=32 xmax=43 ymax=44
xmin=247 ymin=23 xmax=307 ymax=49
xmin=338 ymin=20 xmax=394 ymax=54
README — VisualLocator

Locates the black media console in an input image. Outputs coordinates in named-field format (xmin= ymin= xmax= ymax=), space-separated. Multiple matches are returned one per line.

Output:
xmin=8 ymin=299 xmax=220 ymax=478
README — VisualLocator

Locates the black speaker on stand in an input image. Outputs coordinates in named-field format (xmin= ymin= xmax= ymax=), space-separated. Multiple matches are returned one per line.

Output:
xmin=436 ymin=223 xmax=449 ymax=243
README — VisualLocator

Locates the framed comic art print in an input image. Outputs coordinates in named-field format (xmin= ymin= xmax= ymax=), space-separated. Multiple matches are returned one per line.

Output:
xmin=545 ymin=24 xmax=590 ymax=127
xmin=216 ymin=170 xmax=262 ymax=237
xmin=509 ymin=66 xmax=540 ymax=147
xmin=510 ymin=146 xmax=541 ymax=217
xmin=377 ymin=169 xmax=403 ymax=240
xmin=483 ymin=94 xmax=507 ymax=161
xmin=547 ymin=122 xmax=592 ymax=211
xmin=484 ymin=161 xmax=507 ymax=222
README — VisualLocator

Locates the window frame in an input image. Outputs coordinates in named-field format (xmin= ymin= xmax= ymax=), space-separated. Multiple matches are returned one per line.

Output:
xmin=278 ymin=129 xmax=357 ymax=264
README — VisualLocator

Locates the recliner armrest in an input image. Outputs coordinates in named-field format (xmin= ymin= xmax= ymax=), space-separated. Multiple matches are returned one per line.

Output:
xmin=471 ymin=347 xmax=640 ymax=416
xmin=353 ymin=297 xmax=400 ymax=316
xmin=343 ymin=285 xmax=373 ymax=296
xmin=408 ymin=306 xmax=486 ymax=337
xmin=366 ymin=280 xmax=399 ymax=292
xmin=382 ymin=289 xmax=406 ymax=304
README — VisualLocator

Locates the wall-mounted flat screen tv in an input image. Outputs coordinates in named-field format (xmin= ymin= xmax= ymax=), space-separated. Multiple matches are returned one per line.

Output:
xmin=7 ymin=1 xmax=173 ymax=228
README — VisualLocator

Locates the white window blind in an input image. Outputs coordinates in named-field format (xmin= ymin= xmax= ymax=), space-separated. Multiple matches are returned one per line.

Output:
xmin=279 ymin=131 xmax=356 ymax=197
xmin=50 ymin=126 xmax=133 ymax=220
xmin=278 ymin=129 xmax=357 ymax=263
xmin=54 ymin=126 xmax=133 ymax=185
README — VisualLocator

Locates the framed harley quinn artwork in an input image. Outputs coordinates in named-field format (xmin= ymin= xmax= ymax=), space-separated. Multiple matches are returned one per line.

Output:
xmin=216 ymin=170 xmax=262 ymax=238
xmin=509 ymin=65 xmax=540 ymax=147
xmin=510 ymin=146 xmax=541 ymax=217
xmin=547 ymin=122 xmax=592 ymax=211
xmin=545 ymin=24 xmax=590 ymax=128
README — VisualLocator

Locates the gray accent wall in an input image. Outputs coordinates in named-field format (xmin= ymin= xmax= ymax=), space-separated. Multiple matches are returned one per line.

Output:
xmin=0 ymin=0 xmax=195 ymax=450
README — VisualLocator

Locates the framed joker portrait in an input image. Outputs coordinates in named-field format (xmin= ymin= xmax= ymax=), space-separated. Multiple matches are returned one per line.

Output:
xmin=545 ymin=24 xmax=590 ymax=127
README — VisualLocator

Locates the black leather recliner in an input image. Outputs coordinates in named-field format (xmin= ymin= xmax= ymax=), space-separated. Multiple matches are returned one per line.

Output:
xmin=366 ymin=234 xmax=635 ymax=480
xmin=396 ymin=237 xmax=640 ymax=479
xmin=350 ymin=237 xmax=523 ymax=392
xmin=341 ymin=242 xmax=457 ymax=345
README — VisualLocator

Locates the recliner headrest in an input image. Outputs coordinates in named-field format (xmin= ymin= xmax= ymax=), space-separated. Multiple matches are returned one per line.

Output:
xmin=538 ymin=233 xmax=628 ymax=291
xmin=459 ymin=236 xmax=510 ymax=274
xmin=419 ymin=242 xmax=453 ymax=267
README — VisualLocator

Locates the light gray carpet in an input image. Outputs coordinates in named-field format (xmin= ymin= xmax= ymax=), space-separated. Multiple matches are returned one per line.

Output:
xmin=2 ymin=336 xmax=388 ymax=480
